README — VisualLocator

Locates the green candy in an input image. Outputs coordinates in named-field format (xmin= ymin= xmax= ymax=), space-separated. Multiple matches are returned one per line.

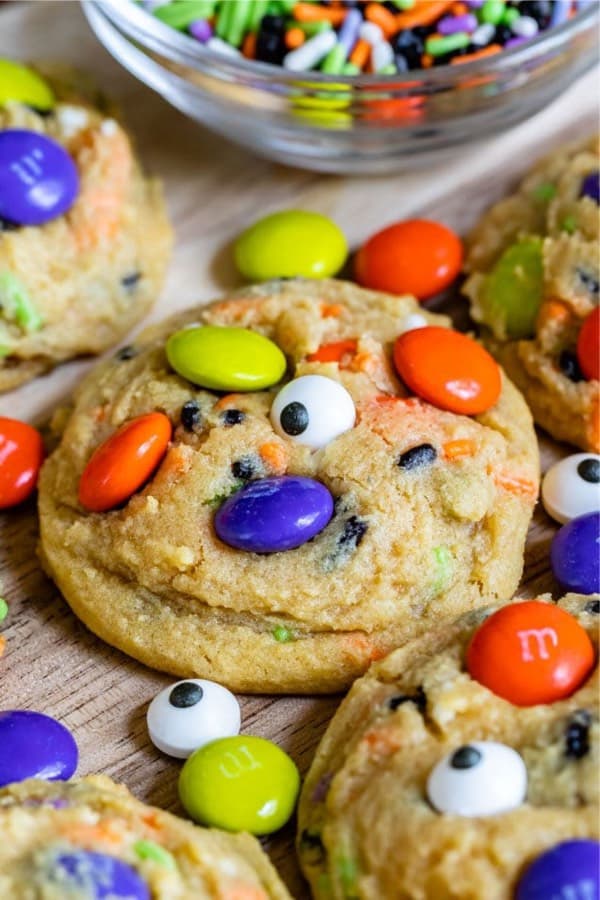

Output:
xmin=0 ymin=59 xmax=54 ymax=111
xmin=0 ymin=272 xmax=42 ymax=333
xmin=234 ymin=210 xmax=348 ymax=281
xmin=0 ymin=598 xmax=8 ymax=624
xmin=480 ymin=238 xmax=544 ymax=340
xmin=178 ymin=735 xmax=300 ymax=835
xmin=133 ymin=840 xmax=176 ymax=870
xmin=166 ymin=324 xmax=286 ymax=391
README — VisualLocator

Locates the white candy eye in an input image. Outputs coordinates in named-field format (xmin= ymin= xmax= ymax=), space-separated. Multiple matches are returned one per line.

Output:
xmin=147 ymin=679 xmax=241 ymax=759
xmin=541 ymin=453 xmax=600 ymax=524
xmin=427 ymin=741 xmax=527 ymax=817
xmin=270 ymin=374 xmax=355 ymax=449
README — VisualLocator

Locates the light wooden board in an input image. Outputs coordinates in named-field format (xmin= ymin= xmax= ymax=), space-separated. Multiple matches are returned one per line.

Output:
xmin=0 ymin=4 xmax=598 ymax=896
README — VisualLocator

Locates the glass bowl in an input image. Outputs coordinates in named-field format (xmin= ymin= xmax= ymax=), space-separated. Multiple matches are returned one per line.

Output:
xmin=83 ymin=0 xmax=599 ymax=174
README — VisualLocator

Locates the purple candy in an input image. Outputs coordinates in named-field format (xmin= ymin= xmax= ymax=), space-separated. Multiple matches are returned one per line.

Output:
xmin=214 ymin=475 xmax=334 ymax=553
xmin=0 ymin=130 xmax=79 ymax=226
xmin=338 ymin=8 xmax=363 ymax=57
xmin=516 ymin=840 xmax=600 ymax=900
xmin=580 ymin=170 xmax=600 ymax=203
xmin=551 ymin=512 xmax=600 ymax=594
xmin=0 ymin=710 xmax=78 ymax=787
xmin=438 ymin=13 xmax=478 ymax=35
xmin=51 ymin=851 xmax=149 ymax=900
xmin=189 ymin=18 xmax=212 ymax=42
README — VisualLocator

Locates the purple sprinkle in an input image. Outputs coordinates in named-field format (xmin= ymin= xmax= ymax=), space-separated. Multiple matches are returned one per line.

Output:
xmin=312 ymin=772 xmax=333 ymax=803
xmin=188 ymin=18 xmax=212 ymax=42
xmin=338 ymin=8 xmax=363 ymax=57
xmin=465 ymin=0 xmax=485 ymax=7
xmin=505 ymin=36 xmax=529 ymax=48
xmin=550 ymin=0 xmax=571 ymax=26
xmin=438 ymin=13 xmax=478 ymax=34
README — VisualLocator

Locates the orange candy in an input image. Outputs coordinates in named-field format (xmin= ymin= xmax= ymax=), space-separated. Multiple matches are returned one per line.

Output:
xmin=577 ymin=307 xmax=600 ymax=381
xmin=0 ymin=416 xmax=44 ymax=509
xmin=78 ymin=412 xmax=172 ymax=512
xmin=467 ymin=600 xmax=596 ymax=707
xmin=393 ymin=326 xmax=501 ymax=414
xmin=354 ymin=219 xmax=463 ymax=300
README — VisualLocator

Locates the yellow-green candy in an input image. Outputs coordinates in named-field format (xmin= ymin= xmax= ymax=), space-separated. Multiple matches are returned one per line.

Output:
xmin=0 ymin=60 xmax=54 ymax=111
xmin=178 ymin=735 xmax=300 ymax=835
xmin=166 ymin=325 xmax=286 ymax=391
xmin=480 ymin=237 xmax=544 ymax=340
xmin=234 ymin=210 xmax=348 ymax=281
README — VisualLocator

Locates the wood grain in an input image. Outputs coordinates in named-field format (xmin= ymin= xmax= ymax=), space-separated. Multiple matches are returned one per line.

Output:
xmin=0 ymin=4 xmax=597 ymax=897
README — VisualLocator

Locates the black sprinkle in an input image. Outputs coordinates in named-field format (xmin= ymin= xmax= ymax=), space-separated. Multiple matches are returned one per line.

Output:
xmin=121 ymin=271 xmax=142 ymax=290
xmin=565 ymin=710 xmax=592 ymax=759
xmin=585 ymin=599 xmax=600 ymax=615
xmin=0 ymin=217 xmax=18 ymax=232
xmin=26 ymin=105 xmax=53 ymax=118
xmin=578 ymin=458 xmax=600 ymax=483
xmin=338 ymin=516 xmax=367 ymax=549
xmin=388 ymin=686 xmax=427 ymax=713
xmin=493 ymin=24 xmax=513 ymax=44
xmin=519 ymin=0 xmax=553 ymax=27
xmin=391 ymin=28 xmax=425 ymax=69
xmin=169 ymin=682 xmax=203 ymax=708
xmin=397 ymin=443 xmax=437 ymax=470
xmin=299 ymin=829 xmax=325 ymax=865
xmin=221 ymin=409 xmax=245 ymax=426
xmin=115 ymin=345 xmax=136 ymax=360
xmin=450 ymin=745 xmax=482 ymax=769
xmin=577 ymin=268 xmax=600 ymax=296
xmin=181 ymin=400 xmax=202 ymax=431
xmin=256 ymin=15 xmax=286 ymax=64
xmin=559 ymin=349 xmax=584 ymax=383
xmin=231 ymin=457 xmax=255 ymax=481
xmin=280 ymin=401 xmax=309 ymax=436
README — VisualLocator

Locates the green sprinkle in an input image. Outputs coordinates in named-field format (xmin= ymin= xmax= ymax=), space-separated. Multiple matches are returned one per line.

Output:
xmin=337 ymin=856 xmax=359 ymax=899
xmin=342 ymin=62 xmax=360 ymax=75
xmin=480 ymin=0 xmax=505 ymax=25
xmin=216 ymin=0 xmax=235 ymax=39
xmin=295 ymin=19 xmax=333 ymax=35
xmin=0 ymin=271 xmax=42 ymax=333
xmin=133 ymin=840 xmax=176 ymax=870
xmin=154 ymin=1 xmax=215 ymax=30
xmin=272 ymin=625 xmax=295 ymax=643
xmin=203 ymin=481 xmax=243 ymax=508
xmin=391 ymin=0 xmax=415 ymax=8
xmin=321 ymin=44 xmax=347 ymax=75
xmin=248 ymin=0 xmax=270 ymax=31
xmin=561 ymin=215 xmax=577 ymax=234
xmin=0 ymin=345 xmax=11 ymax=358
xmin=532 ymin=182 xmax=557 ymax=202
xmin=317 ymin=872 xmax=333 ymax=896
xmin=378 ymin=64 xmax=397 ymax=74
xmin=225 ymin=0 xmax=252 ymax=47
xmin=425 ymin=32 xmax=470 ymax=56
xmin=501 ymin=6 xmax=520 ymax=25
xmin=432 ymin=545 xmax=453 ymax=594
xmin=0 ymin=598 xmax=8 ymax=624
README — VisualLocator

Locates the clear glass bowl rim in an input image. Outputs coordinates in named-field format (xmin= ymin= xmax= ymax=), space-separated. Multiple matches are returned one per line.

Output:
xmin=89 ymin=0 xmax=599 ymax=91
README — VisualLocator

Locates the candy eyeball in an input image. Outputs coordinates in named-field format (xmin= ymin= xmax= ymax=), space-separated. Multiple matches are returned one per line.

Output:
xmin=270 ymin=374 xmax=355 ymax=449
xmin=147 ymin=679 xmax=241 ymax=759
xmin=541 ymin=453 xmax=600 ymax=524
xmin=426 ymin=741 xmax=527 ymax=817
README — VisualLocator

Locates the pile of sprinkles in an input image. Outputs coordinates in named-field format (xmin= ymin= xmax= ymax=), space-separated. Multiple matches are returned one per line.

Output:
xmin=140 ymin=0 xmax=590 ymax=72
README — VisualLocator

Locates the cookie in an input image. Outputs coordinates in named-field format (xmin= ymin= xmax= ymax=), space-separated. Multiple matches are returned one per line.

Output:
xmin=463 ymin=136 xmax=599 ymax=452
xmin=0 ymin=63 xmax=172 ymax=391
xmin=297 ymin=593 xmax=599 ymax=900
xmin=0 ymin=775 xmax=291 ymax=899
xmin=38 ymin=279 xmax=539 ymax=693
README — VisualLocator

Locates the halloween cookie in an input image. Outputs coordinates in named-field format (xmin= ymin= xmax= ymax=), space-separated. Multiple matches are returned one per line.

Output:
xmin=298 ymin=593 xmax=599 ymax=899
xmin=0 ymin=775 xmax=291 ymax=899
xmin=0 ymin=61 xmax=172 ymax=391
xmin=463 ymin=135 xmax=599 ymax=452
xmin=38 ymin=279 xmax=539 ymax=693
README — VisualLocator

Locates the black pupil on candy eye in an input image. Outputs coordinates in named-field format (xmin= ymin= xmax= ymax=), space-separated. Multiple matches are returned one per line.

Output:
xmin=397 ymin=443 xmax=437 ymax=470
xmin=450 ymin=746 xmax=482 ymax=769
xmin=585 ymin=599 xmax=600 ymax=615
xmin=578 ymin=458 xmax=600 ymax=483
xmin=169 ymin=683 xmax=203 ymax=708
xmin=280 ymin=401 xmax=309 ymax=436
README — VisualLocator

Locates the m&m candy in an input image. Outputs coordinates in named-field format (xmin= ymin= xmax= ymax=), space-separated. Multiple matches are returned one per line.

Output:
xmin=551 ymin=512 xmax=600 ymax=595
xmin=541 ymin=453 xmax=600 ymax=524
xmin=0 ymin=130 xmax=79 ymax=226
xmin=479 ymin=238 xmax=543 ymax=339
xmin=393 ymin=326 xmax=501 ymax=415
xmin=466 ymin=600 xmax=595 ymax=706
xmin=78 ymin=413 xmax=172 ymax=512
xmin=49 ymin=851 xmax=149 ymax=900
xmin=179 ymin=735 xmax=300 ymax=834
xmin=516 ymin=840 xmax=600 ymax=900
xmin=0 ymin=416 xmax=44 ymax=509
xmin=0 ymin=59 xmax=54 ymax=111
xmin=355 ymin=219 xmax=463 ymax=300
xmin=0 ymin=710 xmax=78 ymax=787
xmin=577 ymin=307 xmax=600 ymax=382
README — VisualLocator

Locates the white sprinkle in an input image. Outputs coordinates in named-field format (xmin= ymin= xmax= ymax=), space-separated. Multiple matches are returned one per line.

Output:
xmin=206 ymin=36 xmax=241 ymax=57
xmin=100 ymin=118 xmax=119 ymax=136
xmin=511 ymin=15 xmax=539 ymax=37
xmin=372 ymin=40 xmax=394 ymax=72
xmin=358 ymin=21 xmax=384 ymax=46
xmin=143 ymin=0 xmax=170 ymax=9
xmin=399 ymin=313 xmax=428 ymax=333
xmin=471 ymin=23 xmax=495 ymax=46
xmin=283 ymin=30 xmax=337 ymax=71
xmin=55 ymin=105 xmax=90 ymax=138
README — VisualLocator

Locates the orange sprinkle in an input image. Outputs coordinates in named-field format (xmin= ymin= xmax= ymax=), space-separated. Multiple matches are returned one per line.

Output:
xmin=92 ymin=405 xmax=107 ymax=423
xmin=363 ymin=726 xmax=402 ymax=756
xmin=0 ymin=636 xmax=5 ymax=659
xmin=159 ymin=445 xmax=192 ymax=478
xmin=224 ymin=886 xmax=268 ymax=900
xmin=285 ymin=26 xmax=305 ymax=50
xmin=494 ymin=471 xmax=538 ymax=500
xmin=293 ymin=2 xmax=346 ymax=25
xmin=443 ymin=438 xmax=476 ymax=460
xmin=307 ymin=338 xmax=357 ymax=364
xmin=537 ymin=298 xmax=570 ymax=330
xmin=349 ymin=38 xmax=371 ymax=69
xmin=420 ymin=53 xmax=433 ymax=68
xmin=320 ymin=303 xmax=345 ymax=318
xmin=395 ymin=0 xmax=453 ymax=30
xmin=215 ymin=393 xmax=245 ymax=410
xmin=451 ymin=43 xmax=502 ymax=64
xmin=59 ymin=821 xmax=123 ymax=848
xmin=259 ymin=441 xmax=288 ymax=475
xmin=242 ymin=31 xmax=257 ymax=59
xmin=451 ymin=1 xmax=468 ymax=14
xmin=343 ymin=633 xmax=387 ymax=662
xmin=365 ymin=2 xmax=397 ymax=37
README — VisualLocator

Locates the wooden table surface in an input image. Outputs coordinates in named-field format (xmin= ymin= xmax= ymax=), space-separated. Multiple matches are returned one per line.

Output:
xmin=0 ymin=4 xmax=598 ymax=896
